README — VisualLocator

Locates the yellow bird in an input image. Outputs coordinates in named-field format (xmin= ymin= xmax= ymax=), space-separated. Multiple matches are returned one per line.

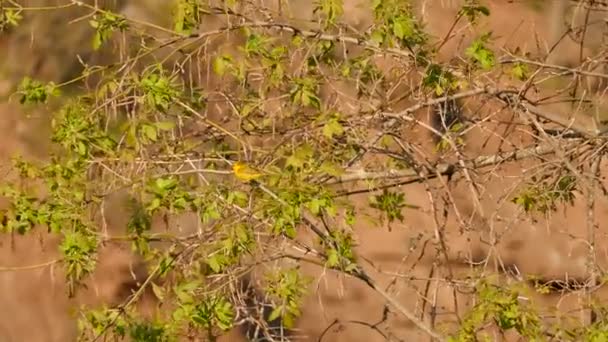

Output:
xmin=232 ymin=161 xmax=264 ymax=182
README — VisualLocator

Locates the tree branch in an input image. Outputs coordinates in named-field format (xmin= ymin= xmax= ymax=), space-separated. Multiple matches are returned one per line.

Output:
xmin=331 ymin=139 xmax=582 ymax=188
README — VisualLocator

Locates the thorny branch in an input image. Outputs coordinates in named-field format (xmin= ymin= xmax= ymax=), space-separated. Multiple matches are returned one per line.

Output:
xmin=5 ymin=1 xmax=608 ymax=341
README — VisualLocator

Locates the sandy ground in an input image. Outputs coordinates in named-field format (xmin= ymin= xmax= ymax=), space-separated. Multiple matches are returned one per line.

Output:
xmin=0 ymin=1 xmax=607 ymax=341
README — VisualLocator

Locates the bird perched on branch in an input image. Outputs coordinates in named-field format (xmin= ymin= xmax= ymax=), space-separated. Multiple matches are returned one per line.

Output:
xmin=232 ymin=161 xmax=264 ymax=183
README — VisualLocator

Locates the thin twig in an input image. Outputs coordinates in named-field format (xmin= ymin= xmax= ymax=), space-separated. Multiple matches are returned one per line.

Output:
xmin=0 ymin=258 xmax=60 ymax=272
xmin=586 ymin=152 xmax=602 ymax=324
xmin=333 ymin=140 xmax=580 ymax=196
xmin=500 ymin=57 xmax=608 ymax=80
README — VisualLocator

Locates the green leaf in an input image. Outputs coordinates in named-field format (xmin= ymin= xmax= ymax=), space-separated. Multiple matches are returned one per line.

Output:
xmin=146 ymin=198 xmax=161 ymax=212
xmin=154 ymin=121 xmax=176 ymax=131
xmin=320 ymin=160 xmax=343 ymax=177
xmin=326 ymin=249 xmax=339 ymax=267
xmin=201 ymin=201 xmax=221 ymax=223
xmin=308 ymin=198 xmax=324 ymax=216
xmin=213 ymin=55 xmax=232 ymax=76
xmin=268 ymin=307 xmax=282 ymax=322
xmin=207 ymin=255 xmax=222 ymax=273
xmin=151 ymin=282 xmax=165 ymax=301
xmin=142 ymin=124 xmax=158 ymax=142
xmin=511 ymin=62 xmax=528 ymax=81
xmin=286 ymin=144 xmax=314 ymax=170
xmin=392 ymin=16 xmax=414 ymax=40
xmin=175 ymin=280 xmax=201 ymax=303
xmin=76 ymin=141 xmax=87 ymax=156
xmin=92 ymin=32 xmax=102 ymax=50
xmin=322 ymin=118 xmax=344 ymax=139
xmin=370 ymin=29 xmax=385 ymax=46
xmin=465 ymin=32 xmax=495 ymax=70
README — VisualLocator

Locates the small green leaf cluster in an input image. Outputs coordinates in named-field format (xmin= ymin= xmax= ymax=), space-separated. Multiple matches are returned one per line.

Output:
xmin=465 ymin=33 xmax=495 ymax=71
xmin=17 ymin=77 xmax=60 ymax=104
xmin=139 ymin=67 xmax=183 ymax=112
xmin=369 ymin=189 xmax=408 ymax=223
xmin=0 ymin=7 xmax=22 ymax=31
xmin=79 ymin=306 xmax=171 ymax=341
xmin=61 ymin=229 xmax=99 ymax=296
xmin=423 ymin=64 xmax=459 ymax=96
xmin=459 ymin=0 xmax=491 ymax=24
xmin=173 ymin=0 xmax=203 ymax=35
xmin=52 ymin=101 xmax=117 ymax=157
xmin=435 ymin=122 xmax=466 ymax=152
xmin=172 ymin=281 xmax=235 ymax=333
xmin=322 ymin=229 xmax=357 ymax=272
xmin=450 ymin=280 xmax=543 ymax=341
xmin=264 ymin=268 xmax=311 ymax=329
xmin=370 ymin=0 xmax=428 ymax=51
xmin=512 ymin=174 xmax=577 ymax=214
xmin=263 ymin=184 xmax=335 ymax=239
xmin=90 ymin=11 xmax=128 ymax=50
xmin=313 ymin=0 xmax=344 ymax=27
xmin=206 ymin=223 xmax=254 ymax=273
